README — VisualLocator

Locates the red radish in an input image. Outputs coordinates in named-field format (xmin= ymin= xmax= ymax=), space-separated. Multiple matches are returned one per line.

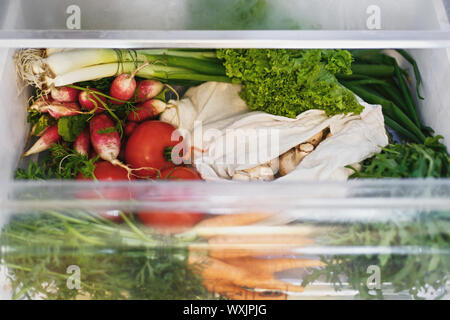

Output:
xmin=78 ymin=88 xmax=107 ymax=113
xmin=76 ymin=161 xmax=135 ymax=223
xmin=74 ymin=128 xmax=90 ymax=156
xmin=109 ymin=62 xmax=149 ymax=104
xmin=135 ymin=80 xmax=164 ymax=102
xmin=109 ymin=73 xmax=137 ymax=104
xmin=124 ymin=122 xmax=138 ymax=136
xmin=31 ymin=123 xmax=47 ymax=137
xmin=30 ymin=100 xmax=81 ymax=119
xmin=23 ymin=125 xmax=60 ymax=156
xmin=47 ymin=102 xmax=80 ymax=119
xmin=127 ymin=99 xmax=167 ymax=122
xmin=51 ymin=86 xmax=79 ymax=103
xmin=89 ymin=149 xmax=99 ymax=160
xmin=89 ymin=114 xmax=120 ymax=163
xmin=125 ymin=121 xmax=183 ymax=178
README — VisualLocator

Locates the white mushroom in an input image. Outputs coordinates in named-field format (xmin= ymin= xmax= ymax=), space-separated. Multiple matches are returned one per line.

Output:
xmin=306 ymin=130 xmax=324 ymax=147
xmin=242 ymin=164 xmax=275 ymax=181
xmin=279 ymin=147 xmax=309 ymax=176
xmin=232 ymin=172 xmax=251 ymax=181
xmin=298 ymin=143 xmax=314 ymax=153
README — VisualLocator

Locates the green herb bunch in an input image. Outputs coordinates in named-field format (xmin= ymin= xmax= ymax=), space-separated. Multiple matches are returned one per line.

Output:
xmin=348 ymin=136 xmax=450 ymax=178
xmin=0 ymin=211 xmax=212 ymax=300
xmin=15 ymin=144 xmax=98 ymax=180
xmin=302 ymin=212 xmax=450 ymax=299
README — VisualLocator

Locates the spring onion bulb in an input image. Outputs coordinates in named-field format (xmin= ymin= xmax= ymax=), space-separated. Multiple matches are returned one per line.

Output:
xmin=15 ymin=48 xmax=229 ymax=92
xmin=49 ymin=63 xmax=231 ymax=87
xmin=45 ymin=48 xmax=76 ymax=57
xmin=45 ymin=49 xmax=149 ymax=75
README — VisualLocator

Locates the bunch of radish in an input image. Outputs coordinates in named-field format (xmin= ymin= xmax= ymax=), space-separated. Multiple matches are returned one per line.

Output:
xmin=24 ymin=71 xmax=204 ymax=228
xmin=24 ymin=72 xmax=170 ymax=163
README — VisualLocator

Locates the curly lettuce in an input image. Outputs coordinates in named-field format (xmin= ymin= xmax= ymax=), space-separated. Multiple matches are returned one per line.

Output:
xmin=217 ymin=49 xmax=363 ymax=118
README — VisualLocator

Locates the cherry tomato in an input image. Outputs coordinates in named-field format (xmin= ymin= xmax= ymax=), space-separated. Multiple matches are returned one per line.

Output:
xmin=125 ymin=121 xmax=184 ymax=178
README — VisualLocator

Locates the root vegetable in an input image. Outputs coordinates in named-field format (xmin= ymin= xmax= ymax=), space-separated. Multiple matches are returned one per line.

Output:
xmin=124 ymin=122 xmax=138 ymax=136
xmin=78 ymin=88 xmax=107 ymax=113
xmin=109 ymin=63 xmax=149 ymax=104
xmin=189 ymin=255 xmax=305 ymax=293
xmin=109 ymin=73 xmax=137 ymax=104
xmin=202 ymin=280 xmax=287 ymax=300
xmin=23 ymin=125 xmax=60 ymax=156
xmin=135 ymin=80 xmax=164 ymax=102
xmin=89 ymin=114 xmax=120 ymax=162
xmin=223 ymin=257 xmax=325 ymax=274
xmin=207 ymin=234 xmax=315 ymax=259
xmin=50 ymin=86 xmax=79 ymax=102
xmin=194 ymin=213 xmax=272 ymax=229
xmin=30 ymin=99 xmax=81 ymax=119
xmin=127 ymin=99 xmax=167 ymax=122
xmin=74 ymin=128 xmax=90 ymax=156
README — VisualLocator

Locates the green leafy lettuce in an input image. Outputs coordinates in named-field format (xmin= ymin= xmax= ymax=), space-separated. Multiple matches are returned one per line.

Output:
xmin=217 ymin=49 xmax=363 ymax=118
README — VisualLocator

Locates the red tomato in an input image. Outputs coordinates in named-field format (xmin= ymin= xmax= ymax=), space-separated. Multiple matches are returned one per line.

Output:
xmin=125 ymin=121 xmax=184 ymax=178
xmin=76 ymin=161 xmax=133 ymax=181
xmin=137 ymin=212 xmax=205 ymax=231
xmin=159 ymin=167 xmax=202 ymax=180
xmin=76 ymin=161 xmax=134 ymax=222
xmin=137 ymin=166 xmax=204 ymax=232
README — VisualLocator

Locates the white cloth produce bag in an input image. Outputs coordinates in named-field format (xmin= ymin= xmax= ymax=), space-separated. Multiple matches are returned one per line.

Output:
xmin=160 ymin=82 xmax=389 ymax=181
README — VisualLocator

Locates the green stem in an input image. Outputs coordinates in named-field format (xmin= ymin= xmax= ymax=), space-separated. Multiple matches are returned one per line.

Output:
xmin=139 ymin=49 xmax=218 ymax=61
xmin=350 ymin=64 xmax=395 ymax=78
xmin=343 ymin=82 xmax=425 ymax=143
xmin=393 ymin=61 xmax=421 ymax=128
xmin=142 ymin=54 xmax=226 ymax=75
xmin=396 ymin=49 xmax=424 ymax=99
xmin=119 ymin=212 xmax=155 ymax=243
xmin=164 ymin=146 xmax=174 ymax=163
xmin=384 ymin=115 xmax=421 ymax=143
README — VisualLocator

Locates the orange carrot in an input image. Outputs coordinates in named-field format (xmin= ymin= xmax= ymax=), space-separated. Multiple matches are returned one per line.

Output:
xmin=209 ymin=234 xmax=315 ymax=245
xmin=223 ymin=257 xmax=325 ymax=275
xmin=189 ymin=254 xmax=305 ymax=293
xmin=208 ymin=248 xmax=293 ymax=260
xmin=206 ymin=234 xmax=315 ymax=259
xmin=203 ymin=280 xmax=287 ymax=300
xmin=195 ymin=213 xmax=273 ymax=228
